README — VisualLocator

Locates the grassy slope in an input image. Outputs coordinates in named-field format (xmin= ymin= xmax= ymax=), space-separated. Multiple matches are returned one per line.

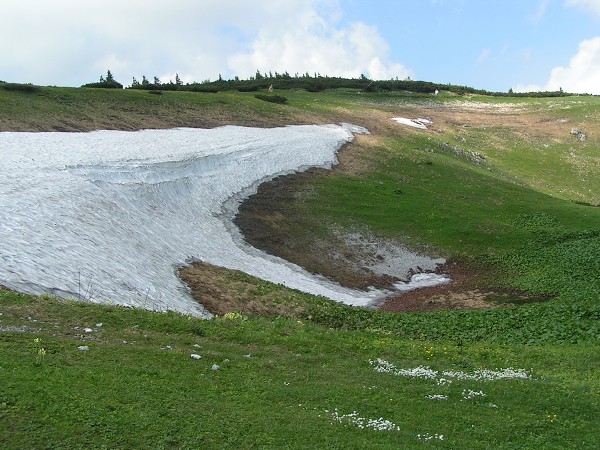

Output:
xmin=1 ymin=86 xmax=599 ymax=448
xmin=1 ymin=290 xmax=598 ymax=449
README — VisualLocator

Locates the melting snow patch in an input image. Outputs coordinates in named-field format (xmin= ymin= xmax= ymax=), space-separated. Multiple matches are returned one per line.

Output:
xmin=1 ymin=125 xmax=450 ymax=317
xmin=393 ymin=273 xmax=451 ymax=292
xmin=340 ymin=122 xmax=371 ymax=135
xmin=392 ymin=117 xmax=433 ymax=129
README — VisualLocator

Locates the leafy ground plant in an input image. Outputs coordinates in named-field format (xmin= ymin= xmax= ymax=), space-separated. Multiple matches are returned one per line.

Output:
xmin=1 ymin=290 xmax=598 ymax=449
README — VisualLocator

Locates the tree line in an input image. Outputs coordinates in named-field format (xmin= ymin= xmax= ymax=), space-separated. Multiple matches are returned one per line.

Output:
xmin=79 ymin=69 xmax=583 ymax=98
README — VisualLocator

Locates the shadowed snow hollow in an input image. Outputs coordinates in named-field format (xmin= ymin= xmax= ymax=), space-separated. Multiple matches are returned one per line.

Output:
xmin=0 ymin=125 xmax=446 ymax=317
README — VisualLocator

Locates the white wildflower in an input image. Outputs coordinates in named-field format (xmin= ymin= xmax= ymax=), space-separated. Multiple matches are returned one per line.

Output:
xmin=426 ymin=394 xmax=448 ymax=400
xmin=369 ymin=359 xmax=438 ymax=379
xmin=371 ymin=359 xmax=531 ymax=382
xmin=328 ymin=409 xmax=400 ymax=432
xmin=462 ymin=389 xmax=486 ymax=400
xmin=417 ymin=433 xmax=444 ymax=441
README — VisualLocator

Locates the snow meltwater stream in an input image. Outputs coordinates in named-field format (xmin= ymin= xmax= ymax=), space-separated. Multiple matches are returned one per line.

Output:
xmin=0 ymin=125 xmax=448 ymax=317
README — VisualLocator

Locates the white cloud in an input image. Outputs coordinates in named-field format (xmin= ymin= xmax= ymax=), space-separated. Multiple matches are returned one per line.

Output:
xmin=0 ymin=0 xmax=411 ymax=86
xmin=477 ymin=48 xmax=490 ymax=63
xmin=228 ymin=14 xmax=412 ymax=80
xmin=520 ymin=48 xmax=533 ymax=62
xmin=544 ymin=36 xmax=600 ymax=94
xmin=514 ymin=36 xmax=600 ymax=94
xmin=565 ymin=0 xmax=600 ymax=16
xmin=531 ymin=0 xmax=550 ymax=23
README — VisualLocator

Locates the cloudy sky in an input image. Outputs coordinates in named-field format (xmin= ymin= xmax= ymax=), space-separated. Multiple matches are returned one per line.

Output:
xmin=2 ymin=0 xmax=599 ymax=94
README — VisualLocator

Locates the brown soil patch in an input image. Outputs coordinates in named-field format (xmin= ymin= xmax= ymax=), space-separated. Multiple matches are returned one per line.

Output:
xmin=179 ymin=261 xmax=307 ymax=318
xmin=379 ymin=259 xmax=550 ymax=312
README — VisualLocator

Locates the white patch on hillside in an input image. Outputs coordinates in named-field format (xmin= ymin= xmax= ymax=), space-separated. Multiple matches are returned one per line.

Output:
xmin=1 ymin=125 xmax=447 ymax=317
xmin=392 ymin=117 xmax=433 ymax=129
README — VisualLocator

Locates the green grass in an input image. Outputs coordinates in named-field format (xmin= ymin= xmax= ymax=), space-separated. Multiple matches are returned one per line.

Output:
xmin=1 ymin=86 xmax=599 ymax=448
xmin=1 ymin=291 xmax=598 ymax=449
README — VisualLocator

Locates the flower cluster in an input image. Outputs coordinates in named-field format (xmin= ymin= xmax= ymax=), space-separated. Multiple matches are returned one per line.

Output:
xmin=416 ymin=433 xmax=444 ymax=441
xmin=370 ymin=359 xmax=438 ymax=379
xmin=327 ymin=409 xmax=400 ymax=432
xmin=443 ymin=367 xmax=531 ymax=382
xmin=437 ymin=378 xmax=452 ymax=386
xmin=462 ymin=389 xmax=486 ymax=400
xmin=426 ymin=394 xmax=449 ymax=400
xmin=222 ymin=312 xmax=246 ymax=321
xmin=33 ymin=338 xmax=46 ymax=365
xmin=369 ymin=359 xmax=531 ymax=382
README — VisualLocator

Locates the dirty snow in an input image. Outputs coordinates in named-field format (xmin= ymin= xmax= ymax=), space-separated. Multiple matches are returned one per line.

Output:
xmin=1 ymin=125 xmax=448 ymax=317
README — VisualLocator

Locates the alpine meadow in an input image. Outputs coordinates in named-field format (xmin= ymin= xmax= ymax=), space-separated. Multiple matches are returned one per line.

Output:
xmin=1 ymin=78 xmax=599 ymax=449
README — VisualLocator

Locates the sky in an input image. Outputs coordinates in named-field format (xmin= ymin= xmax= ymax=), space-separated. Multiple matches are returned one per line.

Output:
xmin=2 ymin=0 xmax=600 ymax=94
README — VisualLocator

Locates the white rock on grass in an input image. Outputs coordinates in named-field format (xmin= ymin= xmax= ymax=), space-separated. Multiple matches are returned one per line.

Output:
xmin=190 ymin=354 xmax=202 ymax=360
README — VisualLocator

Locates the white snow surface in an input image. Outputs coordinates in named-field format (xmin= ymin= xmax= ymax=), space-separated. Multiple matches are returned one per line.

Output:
xmin=1 ymin=125 xmax=446 ymax=317
xmin=392 ymin=117 xmax=433 ymax=129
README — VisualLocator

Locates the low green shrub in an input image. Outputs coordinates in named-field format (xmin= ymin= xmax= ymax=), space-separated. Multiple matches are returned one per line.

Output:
xmin=255 ymin=94 xmax=288 ymax=104
xmin=0 ymin=82 xmax=41 ymax=93
xmin=81 ymin=80 xmax=123 ymax=89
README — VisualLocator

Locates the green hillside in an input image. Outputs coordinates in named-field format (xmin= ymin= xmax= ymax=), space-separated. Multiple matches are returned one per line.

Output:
xmin=1 ymin=83 xmax=598 ymax=448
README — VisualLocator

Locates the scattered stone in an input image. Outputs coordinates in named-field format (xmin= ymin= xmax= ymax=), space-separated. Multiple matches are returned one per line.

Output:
xmin=211 ymin=364 xmax=220 ymax=371
xmin=570 ymin=128 xmax=587 ymax=142
xmin=78 ymin=345 xmax=89 ymax=351
xmin=95 ymin=323 xmax=103 ymax=328
xmin=83 ymin=327 xmax=93 ymax=333
xmin=190 ymin=354 xmax=202 ymax=360
xmin=192 ymin=344 xmax=201 ymax=348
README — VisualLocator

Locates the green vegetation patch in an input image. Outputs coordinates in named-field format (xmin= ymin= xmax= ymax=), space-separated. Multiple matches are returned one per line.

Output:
xmin=1 ymin=290 xmax=598 ymax=449
xmin=254 ymin=94 xmax=288 ymax=104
